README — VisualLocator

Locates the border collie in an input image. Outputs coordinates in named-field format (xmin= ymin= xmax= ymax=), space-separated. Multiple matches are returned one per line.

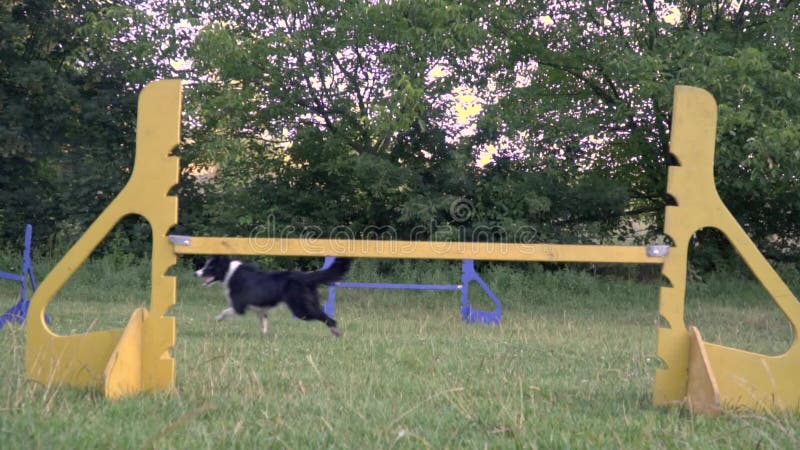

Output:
xmin=194 ymin=256 xmax=351 ymax=337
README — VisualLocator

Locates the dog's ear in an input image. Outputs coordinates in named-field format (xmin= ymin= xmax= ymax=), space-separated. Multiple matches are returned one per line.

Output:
xmin=192 ymin=256 xmax=207 ymax=271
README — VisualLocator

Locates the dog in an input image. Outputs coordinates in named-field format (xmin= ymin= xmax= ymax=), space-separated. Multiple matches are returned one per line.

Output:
xmin=194 ymin=256 xmax=351 ymax=337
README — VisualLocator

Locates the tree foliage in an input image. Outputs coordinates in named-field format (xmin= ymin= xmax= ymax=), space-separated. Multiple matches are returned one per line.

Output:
xmin=471 ymin=0 xmax=800 ymax=255
xmin=0 ymin=0 xmax=166 ymax=249
xmin=166 ymin=0 xmax=490 ymax=240
xmin=2 ymin=0 xmax=798 ymax=269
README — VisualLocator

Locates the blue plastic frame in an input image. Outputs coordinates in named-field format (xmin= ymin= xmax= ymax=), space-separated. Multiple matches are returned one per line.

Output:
xmin=0 ymin=224 xmax=47 ymax=329
xmin=322 ymin=257 xmax=502 ymax=325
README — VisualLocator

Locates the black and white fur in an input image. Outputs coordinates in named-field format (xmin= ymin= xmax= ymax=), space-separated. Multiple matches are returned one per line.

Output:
xmin=194 ymin=256 xmax=351 ymax=337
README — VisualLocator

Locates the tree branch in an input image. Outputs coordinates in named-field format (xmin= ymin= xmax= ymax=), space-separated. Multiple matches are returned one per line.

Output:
xmin=537 ymin=59 xmax=619 ymax=107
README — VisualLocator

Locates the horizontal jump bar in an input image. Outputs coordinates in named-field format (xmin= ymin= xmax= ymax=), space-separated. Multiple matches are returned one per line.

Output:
xmin=170 ymin=236 xmax=667 ymax=264
xmin=333 ymin=282 xmax=462 ymax=291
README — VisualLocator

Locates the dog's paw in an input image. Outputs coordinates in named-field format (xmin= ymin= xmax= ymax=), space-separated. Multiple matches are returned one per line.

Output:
xmin=214 ymin=314 xmax=225 ymax=321
xmin=330 ymin=326 xmax=342 ymax=338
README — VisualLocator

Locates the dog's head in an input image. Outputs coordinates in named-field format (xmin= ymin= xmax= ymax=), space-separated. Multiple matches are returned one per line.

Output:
xmin=194 ymin=256 xmax=232 ymax=287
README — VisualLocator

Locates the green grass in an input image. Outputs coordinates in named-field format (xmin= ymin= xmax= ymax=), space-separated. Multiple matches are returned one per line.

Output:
xmin=1 ymin=257 xmax=799 ymax=449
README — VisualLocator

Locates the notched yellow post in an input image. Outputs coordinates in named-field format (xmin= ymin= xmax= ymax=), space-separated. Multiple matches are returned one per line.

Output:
xmin=654 ymin=85 xmax=800 ymax=411
xmin=25 ymin=80 xmax=182 ymax=397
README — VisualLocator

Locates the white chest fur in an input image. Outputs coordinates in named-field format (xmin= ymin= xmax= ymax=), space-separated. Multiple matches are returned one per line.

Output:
xmin=222 ymin=260 xmax=242 ymax=307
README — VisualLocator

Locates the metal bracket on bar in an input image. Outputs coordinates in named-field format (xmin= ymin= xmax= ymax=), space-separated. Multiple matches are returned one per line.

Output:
xmin=168 ymin=235 xmax=192 ymax=246
xmin=646 ymin=245 xmax=670 ymax=258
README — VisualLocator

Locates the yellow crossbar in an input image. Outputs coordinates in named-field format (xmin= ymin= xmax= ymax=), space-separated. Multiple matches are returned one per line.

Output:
xmin=170 ymin=236 xmax=665 ymax=264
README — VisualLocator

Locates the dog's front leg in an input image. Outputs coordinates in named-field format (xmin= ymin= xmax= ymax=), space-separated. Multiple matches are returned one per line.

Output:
xmin=215 ymin=307 xmax=236 ymax=321
xmin=257 ymin=312 xmax=268 ymax=335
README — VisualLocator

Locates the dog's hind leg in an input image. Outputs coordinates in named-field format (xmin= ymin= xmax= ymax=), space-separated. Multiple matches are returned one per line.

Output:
xmin=317 ymin=313 xmax=341 ymax=337
xmin=307 ymin=291 xmax=341 ymax=337
xmin=326 ymin=318 xmax=342 ymax=338
xmin=306 ymin=299 xmax=342 ymax=337
xmin=287 ymin=298 xmax=342 ymax=337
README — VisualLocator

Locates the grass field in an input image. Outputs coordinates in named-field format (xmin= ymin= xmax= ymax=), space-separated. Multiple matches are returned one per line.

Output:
xmin=1 ymin=256 xmax=799 ymax=449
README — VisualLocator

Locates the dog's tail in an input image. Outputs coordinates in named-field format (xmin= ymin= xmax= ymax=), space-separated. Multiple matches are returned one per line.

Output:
xmin=298 ymin=258 xmax=352 ymax=286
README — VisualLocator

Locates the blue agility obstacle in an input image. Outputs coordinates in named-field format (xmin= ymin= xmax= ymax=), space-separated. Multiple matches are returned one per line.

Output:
xmin=322 ymin=257 xmax=502 ymax=324
xmin=0 ymin=224 xmax=40 ymax=329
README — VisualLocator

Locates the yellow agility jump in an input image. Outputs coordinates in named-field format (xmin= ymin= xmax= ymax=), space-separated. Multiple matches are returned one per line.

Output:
xmin=654 ymin=86 xmax=800 ymax=414
xmin=24 ymin=80 xmax=800 ymax=411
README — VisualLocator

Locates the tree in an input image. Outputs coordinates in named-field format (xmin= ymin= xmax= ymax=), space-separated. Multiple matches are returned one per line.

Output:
xmin=469 ymin=0 xmax=800 ymax=257
xmin=162 ymin=0 xmax=489 ymax=240
xmin=0 ymin=0 xmax=168 ymax=250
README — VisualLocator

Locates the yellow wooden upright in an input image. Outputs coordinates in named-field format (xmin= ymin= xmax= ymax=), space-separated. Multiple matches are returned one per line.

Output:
xmin=25 ymin=80 xmax=182 ymax=397
xmin=653 ymin=86 xmax=800 ymax=411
